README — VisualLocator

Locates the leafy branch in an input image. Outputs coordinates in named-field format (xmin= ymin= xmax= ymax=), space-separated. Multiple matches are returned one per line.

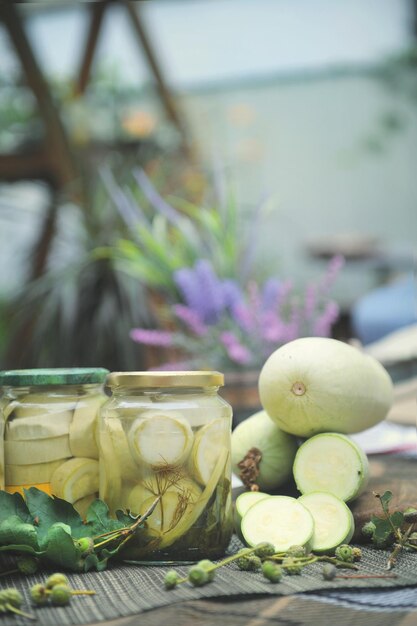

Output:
xmin=0 ymin=488 xmax=159 ymax=573
xmin=361 ymin=491 xmax=417 ymax=569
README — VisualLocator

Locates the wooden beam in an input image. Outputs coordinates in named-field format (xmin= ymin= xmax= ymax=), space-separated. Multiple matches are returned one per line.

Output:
xmin=124 ymin=0 xmax=192 ymax=156
xmin=74 ymin=1 xmax=108 ymax=96
xmin=0 ymin=3 xmax=77 ymax=188
xmin=0 ymin=149 xmax=50 ymax=183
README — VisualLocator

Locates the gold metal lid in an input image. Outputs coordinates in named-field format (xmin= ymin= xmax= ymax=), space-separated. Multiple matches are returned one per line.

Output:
xmin=106 ymin=371 xmax=224 ymax=389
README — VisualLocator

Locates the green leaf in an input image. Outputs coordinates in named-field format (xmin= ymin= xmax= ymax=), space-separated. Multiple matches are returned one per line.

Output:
xmin=115 ymin=509 xmax=136 ymax=525
xmin=380 ymin=491 xmax=393 ymax=513
xmin=24 ymin=488 xmax=87 ymax=547
xmin=83 ymin=552 xmax=108 ymax=572
xmin=371 ymin=516 xmax=393 ymax=542
xmin=0 ymin=491 xmax=32 ymax=525
xmin=86 ymin=500 xmax=126 ymax=536
xmin=43 ymin=524 xmax=83 ymax=572
xmin=0 ymin=516 xmax=39 ymax=550
xmin=389 ymin=511 xmax=404 ymax=530
xmin=0 ymin=544 xmax=43 ymax=556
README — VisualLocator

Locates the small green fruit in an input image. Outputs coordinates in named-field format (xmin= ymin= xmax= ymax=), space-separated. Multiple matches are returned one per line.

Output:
xmin=76 ymin=536 xmax=95 ymax=556
xmin=0 ymin=588 xmax=22 ymax=608
xmin=262 ymin=561 xmax=282 ymax=583
xmin=30 ymin=583 xmax=49 ymax=606
xmin=45 ymin=572 xmax=70 ymax=589
xmin=16 ymin=556 xmax=38 ymax=575
xmin=50 ymin=584 xmax=72 ymax=606
xmin=188 ymin=565 xmax=209 ymax=587
xmin=164 ymin=570 xmax=179 ymax=590
xmin=322 ymin=564 xmax=337 ymax=581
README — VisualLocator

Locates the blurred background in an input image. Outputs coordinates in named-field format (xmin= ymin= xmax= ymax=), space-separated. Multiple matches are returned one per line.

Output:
xmin=0 ymin=0 xmax=416 ymax=392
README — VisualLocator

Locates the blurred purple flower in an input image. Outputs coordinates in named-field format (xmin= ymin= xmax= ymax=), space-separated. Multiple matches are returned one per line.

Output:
xmin=130 ymin=328 xmax=174 ymax=346
xmin=174 ymin=260 xmax=226 ymax=324
xmin=313 ymin=301 xmax=340 ymax=336
xmin=262 ymin=278 xmax=281 ymax=310
xmin=220 ymin=331 xmax=252 ymax=365
xmin=172 ymin=304 xmax=208 ymax=336
xmin=317 ymin=255 xmax=345 ymax=294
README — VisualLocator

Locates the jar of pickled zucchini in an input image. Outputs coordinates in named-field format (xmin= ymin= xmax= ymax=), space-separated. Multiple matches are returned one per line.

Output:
xmin=0 ymin=368 xmax=109 ymax=517
xmin=99 ymin=371 xmax=233 ymax=561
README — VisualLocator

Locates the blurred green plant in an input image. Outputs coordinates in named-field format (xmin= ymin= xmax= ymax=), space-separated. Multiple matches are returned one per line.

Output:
xmin=99 ymin=165 xmax=273 ymax=298
xmin=2 ymin=177 xmax=150 ymax=371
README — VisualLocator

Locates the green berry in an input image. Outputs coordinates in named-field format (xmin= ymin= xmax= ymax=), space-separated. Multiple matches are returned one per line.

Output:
xmin=361 ymin=521 xmax=376 ymax=539
xmin=0 ymin=588 xmax=22 ymax=608
xmin=197 ymin=560 xmax=215 ymax=581
xmin=373 ymin=534 xmax=395 ymax=549
xmin=335 ymin=544 xmax=354 ymax=563
xmin=254 ymin=542 xmax=276 ymax=558
xmin=249 ymin=556 xmax=262 ymax=571
xmin=16 ymin=556 xmax=38 ymax=575
xmin=262 ymin=561 xmax=282 ymax=583
xmin=50 ymin=584 xmax=72 ymax=607
xmin=282 ymin=556 xmax=303 ymax=575
xmin=352 ymin=547 xmax=362 ymax=561
xmin=45 ymin=572 xmax=70 ymax=589
xmin=30 ymin=583 xmax=49 ymax=606
xmin=236 ymin=555 xmax=253 ymax=571
xmin=287 ymin=545 xmax=306 ymax=558
xmin=188 ymin=565 xmax=209 ymax=587
xmin=403 ymin=508 xmax=417 ymax=524
xmin=76 ymin=537 xmax=95 ymax=557
xmin=164 ymin=570 xmax=179 ymax=590
xmin=322 ymin=564 xmax=337 ymax=581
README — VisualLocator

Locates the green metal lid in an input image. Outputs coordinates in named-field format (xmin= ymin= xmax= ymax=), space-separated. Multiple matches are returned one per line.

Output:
xmin=0 ymin=368 xmax=109 ymax=387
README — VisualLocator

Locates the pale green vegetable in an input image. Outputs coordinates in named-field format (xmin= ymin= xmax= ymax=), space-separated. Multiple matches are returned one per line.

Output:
xmin=241 ymin=495 xmax=314 ymax=552
xmin=50 ymin=457 xmax=99 ymax=503
xmin=157 ymin=448 xmax=229 ymax=550
xmin=259 ymin=337 xmax=394 ymax=437
xmin=102 ymin=418 xmax=139 ymax=482
xmin=5 ymin=459 xmax=68 ymax=485
xmin=5 ymin=412 xmax=72 ymax=440
xmin=234 ymin=491 xmax=269 ymax=539
xmin=293 ymin=433 xmax=369 ymax=502
xmin=127 ymin=470 xmax=201 ymax=517
xmin=99 ymin=425 xmax=122 ymax=514
xmin=69 ymin=395 xmax=105 ymax=459
xmin=4 ymin=436 xmax=71 ymax=465
xmin=298 ymin=492 xmax=355 ymax=553
xmin=73 ymin=493 xmax=97 ymax=518
xmin=189 ymin=418 xmax=228 ymax=486
xmin=231 ymin=410 xmax=297 ymax=490
xmin=128 ymin=411 xmax=193 ymax=468
xmin=13 ymin=393 xmax=78 ymax=418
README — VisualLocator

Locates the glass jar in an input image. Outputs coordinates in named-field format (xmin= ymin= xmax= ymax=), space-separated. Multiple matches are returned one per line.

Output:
xmin=0 ymin=368 xmax=108 ymax=517
xmin=99 ymin=371 xmax=233 ymax=561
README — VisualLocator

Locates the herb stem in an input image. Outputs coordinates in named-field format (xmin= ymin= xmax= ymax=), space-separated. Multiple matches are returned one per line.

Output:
xmin=5 ymin=603 xmax=36 ymax=620
xmin=176 ymin=546 xmax=259 ymax=584
xmin=71 ymin=590 xmax=96 ymax=596
xmin=0 ymin=568 xmax=18 ymax=577
xmin=93 ymin=496 xmax=161 ymax=551
xmin=336 ymin=573 xmax=397 ymax=580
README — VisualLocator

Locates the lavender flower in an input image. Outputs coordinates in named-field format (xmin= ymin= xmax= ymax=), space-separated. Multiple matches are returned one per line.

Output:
xmin=173 ymin=304 xmax=208 ymax=336
xmin=174 ymin=260 xmax=226 ymax=324
xmin=130 ymin=256 xmax=343 ymax=371
xmin=220 ymin=331 xmax=253 ymax=365
xmin=317 ymin=254 xmax=345 ymax=294
xmin=130 ymin=328 xmax=174 ymax=347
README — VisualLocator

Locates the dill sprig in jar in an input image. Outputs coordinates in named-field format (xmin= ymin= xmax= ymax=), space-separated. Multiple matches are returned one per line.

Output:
xmin=100 ymin=371 xmax=233 ymax=561
xmin=0 ymin=368 xmax=108 ymax=516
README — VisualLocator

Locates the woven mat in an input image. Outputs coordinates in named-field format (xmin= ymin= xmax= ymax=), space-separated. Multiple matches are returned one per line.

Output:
xmin=0 ymin=538 xmax=416 ymax=626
